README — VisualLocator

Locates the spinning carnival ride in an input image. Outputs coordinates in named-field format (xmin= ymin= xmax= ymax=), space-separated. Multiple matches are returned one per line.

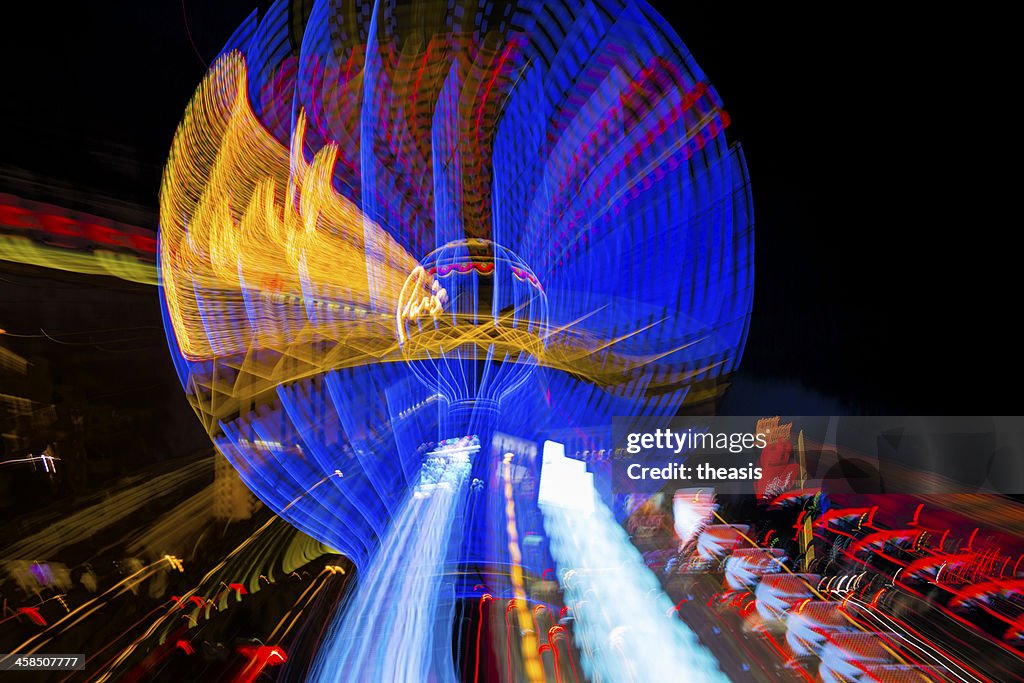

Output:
xmin=159 ymin=0 xmax=752 ymax=608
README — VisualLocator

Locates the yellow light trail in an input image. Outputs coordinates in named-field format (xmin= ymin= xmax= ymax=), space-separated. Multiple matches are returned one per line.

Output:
xmin=161 ymin=51 xmax=729 ymax=436
xmin=0 ymin=235 xmax=157 ymax=284
xmin=12 ymin=556 xmax=181 ymax=656
xmin=503 ymin=452 xmax=545 ymax=683
xmin=93 ymin=471 xmax=344 ymax=682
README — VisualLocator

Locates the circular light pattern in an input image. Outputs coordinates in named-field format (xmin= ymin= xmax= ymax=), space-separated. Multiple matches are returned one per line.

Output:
xmin=159 ymin=0 xmax=754 ymax=567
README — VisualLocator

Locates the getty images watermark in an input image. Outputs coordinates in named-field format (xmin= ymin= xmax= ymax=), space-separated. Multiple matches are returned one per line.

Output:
xmin=609 ymin=416 xmax=1024 ymax=496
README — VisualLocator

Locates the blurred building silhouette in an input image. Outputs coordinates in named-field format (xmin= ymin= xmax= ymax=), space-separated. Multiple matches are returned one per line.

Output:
xmin=213 ymin=451 xmax=258 ymax=521
xmin=0 ymin=341 xmax=57 ymax=459
xmin=0 ymin=340 xmax=62 ymax=516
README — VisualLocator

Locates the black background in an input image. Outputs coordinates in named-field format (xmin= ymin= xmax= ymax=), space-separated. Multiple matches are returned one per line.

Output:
xmin=0 ymin=1 xmax=1014 ymax=415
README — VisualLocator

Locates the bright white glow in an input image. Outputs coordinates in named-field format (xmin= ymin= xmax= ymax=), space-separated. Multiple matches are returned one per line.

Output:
xmin=672 ymin=488 xmax=717 ymax=547
xmin=542 ymin=491 xmax=727 ymax=682
xmin=537 ymin=440 xmax=594 ymax=514
xmin=310 ymin=456 xmax=469 ymax=682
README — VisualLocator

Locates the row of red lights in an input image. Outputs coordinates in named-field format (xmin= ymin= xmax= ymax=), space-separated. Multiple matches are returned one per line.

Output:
xmin=0 ymin=193 xmax=157 ymax=260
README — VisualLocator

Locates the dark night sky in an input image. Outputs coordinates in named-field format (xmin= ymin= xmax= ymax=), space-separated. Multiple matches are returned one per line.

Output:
xmin=1 ymin=2 xmax=1015 ymax=417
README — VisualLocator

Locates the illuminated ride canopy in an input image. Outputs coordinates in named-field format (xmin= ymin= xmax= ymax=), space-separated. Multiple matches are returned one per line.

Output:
xmin=158 ymin=0 xmax=753 ymax=568
xmin=396 ymin=238 xmax=549 ymax=436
